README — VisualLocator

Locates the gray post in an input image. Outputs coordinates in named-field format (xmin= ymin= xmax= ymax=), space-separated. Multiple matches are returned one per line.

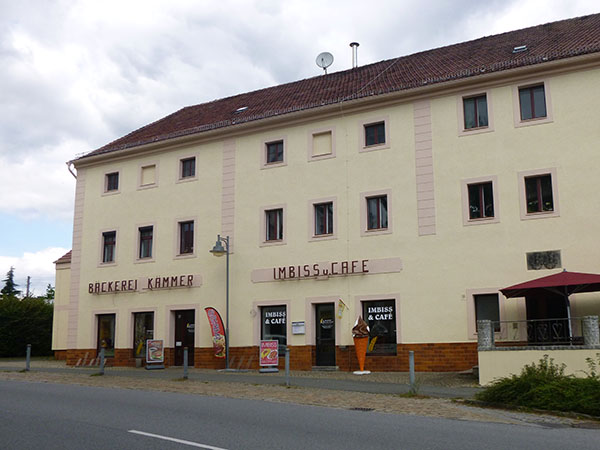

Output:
xmin=99 ymin=347 xmax=105 ymax=375
xmin=409 ymin=350 xmax=415 ymax=393
xmin=183 ymin=347 xmax=189 ymax=380
xmin=582 ymin=316 xmax=599 ymax=347
xmin=25 ymin=344 xmax=31 ymax=371
xmin=285 ymin=346 xmax=290 ymax=387
xmin=477 ymin=320 xmax=495 ymax=350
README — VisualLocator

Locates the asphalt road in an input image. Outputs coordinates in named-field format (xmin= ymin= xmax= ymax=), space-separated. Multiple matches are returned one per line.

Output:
xmin=1 ymin=380 xmax=598 ymax=450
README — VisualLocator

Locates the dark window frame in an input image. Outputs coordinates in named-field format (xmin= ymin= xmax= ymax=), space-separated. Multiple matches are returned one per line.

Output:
xmin=463 ymin=94 xmax=489 ymax=129
xmin=467 ymin=182 xmax=494 ymax=220
xmin=102 ymin=231 xmax=116 ymax=263
xmin=179 ymin=221 xmax=194 ymax=254
xmin=314 ymin=202 xmax=333 ymax=236
xmin=519 ymin=84 xmax=547 ymax=120
xmin=366 ymin=195 xmax=388 ymax=230
xmin=180 ymin=157 xmax=196 ymax=179
xmin=474 ymin=294 xmax=501 ymax=332
xmin=266 ymin=140 xmax=284 ymax=164
xmin=261 ymin=305 xmax=287 ymax=347
xmin=105 ymin=172 xmax=119 ymax=192
xmin=525 ymin=174 xmax=554 ymax=214
xmin=364 ymin=122 xmax=386 ymax=147
xmin=265 ymin=208 xmax=283 ymax=241
xmin=138 ymin=226 xmax=153 ymax=259
xmin=362 ymin=300 xmax=397 ymax=356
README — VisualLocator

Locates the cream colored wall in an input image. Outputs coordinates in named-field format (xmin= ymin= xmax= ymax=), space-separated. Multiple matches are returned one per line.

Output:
xmin=67 ymin=65 xmax=600 ymax=352
xmin=478 ymin=349 xmax=600 ymax=385
xmin=52 ymin=263 xmax=71 ymax=350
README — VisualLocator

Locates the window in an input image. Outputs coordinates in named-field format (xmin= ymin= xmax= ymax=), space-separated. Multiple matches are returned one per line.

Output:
xmin=364 ymin=122 xmax=385 ymax=146
xmin=525 ymin=174 xmax=554 ymax=213
xmin=179 ymin=221 xmax=194 ymax=254
xmin=265 ymin=208 xmax=283 ymax=241
xmin=97 ymin=314 xmax=115 ymax=357
xmin=180 ymin=157 xmax=196 ymax=179
xmin=105 ymin=172 xmax=119 ymax=192
xmin=314 ymin=202 xmax=333 ymax=236
xmin=366 ymin=195 xmax=388 ymax=230
xmin=519 ymin=84 xmax=546 ymax=120
xmin=266 ymin=141 xmax=284 ymax=164
xmin=261 ymin=305 xmax=286 ymax=347
xmin=468 ymin=182 xmax=494 ymax=219
xmin=363 ymin=300 xmax=397 ymax=356
xmin=138 ymin=226 xmax=153 ymax=259
xmin=102 ymin=231 xmax=116 ymax=263
xmin=474 ymin=294 xmax=500 ymax=332
xmin=133 ymin=312 xmax=154 ymax=359
xmin=463 ymin=95 xmax=488 ymax=129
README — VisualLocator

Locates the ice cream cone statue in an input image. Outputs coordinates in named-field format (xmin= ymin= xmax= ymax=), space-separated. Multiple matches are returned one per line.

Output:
xmin=352 ymin=316 xmax=371 ymax=375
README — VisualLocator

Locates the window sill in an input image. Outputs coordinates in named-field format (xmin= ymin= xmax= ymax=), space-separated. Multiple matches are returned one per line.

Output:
xmin=260 ymin=240 xmax=286 ymax=248
xmin=176 ymin=176 xmax=198 ymax=184
xmin=515 ymin=116 xmax=553 ymax=128
xmin=174 ymin=253 xmax=196 ymax=260
xmin=360 ymin=143 xmax=389 ymax=153
xmin=134 ymin=258 xmax=155 ymax=264
xmin=102 ymin=190 xmax=120 ymax=197
xmin=522 ymin=210 xmax=559 ymax=221
xmin=137 ymin=184 xmax=157 ymax=191
xmin=98 ymin=262 xmax=117 ymax=268
xmin=465 ymin=216 xmax=499 ymax=226
xmin=309 ymin=234 xmax=337 ymax=242
xmin=459 ymin=125 xmax=493 ymax=137
xmin=363 ymin=227 xmax=392 ymax=237
xmin=261 ymin=161 xmax=287 ymax=170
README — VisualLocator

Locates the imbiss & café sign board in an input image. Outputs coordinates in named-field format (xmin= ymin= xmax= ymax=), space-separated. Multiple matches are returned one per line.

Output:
xmin=250 ymin=258 xmax=403 ymax=283
xmin=88 ymin=274 xmax=202 ymax=294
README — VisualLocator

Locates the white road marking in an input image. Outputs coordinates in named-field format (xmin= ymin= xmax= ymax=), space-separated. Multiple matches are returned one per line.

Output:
xmin=128 ymin=430 xmax=229 ymax=449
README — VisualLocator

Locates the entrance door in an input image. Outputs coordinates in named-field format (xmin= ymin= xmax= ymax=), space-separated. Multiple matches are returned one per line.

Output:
xmin=174 ymin=310 xmax=195 ymax=366
xmin=315 ymin=303 xmax=335 ymax=366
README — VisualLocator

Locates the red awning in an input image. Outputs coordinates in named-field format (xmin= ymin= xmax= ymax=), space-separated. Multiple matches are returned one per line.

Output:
xmin=501 ymin=270 xmax=600 ymax=298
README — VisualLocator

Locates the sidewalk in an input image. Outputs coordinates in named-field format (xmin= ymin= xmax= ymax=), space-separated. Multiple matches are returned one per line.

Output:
xmin=0 ymin=359 xmax=480 ymax=398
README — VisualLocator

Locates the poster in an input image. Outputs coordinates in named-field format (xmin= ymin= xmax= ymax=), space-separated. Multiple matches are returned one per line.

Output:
xmin=204 ymin=307 xmax=226 ymax=358
xmin=146 ymin=339 xmax=164 ymax=363
xmin=259 ymin=340 xmax=279 ymax=366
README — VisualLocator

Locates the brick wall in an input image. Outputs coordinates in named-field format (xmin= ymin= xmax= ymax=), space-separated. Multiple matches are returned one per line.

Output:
xmin=64 ymin=342 xmax=477 ymax=371
xmin=54 ymin=350 xmax=67 ymax=360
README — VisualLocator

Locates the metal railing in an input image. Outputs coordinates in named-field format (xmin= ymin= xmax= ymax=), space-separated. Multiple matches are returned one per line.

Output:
xmin=491 ymin=317 xmax=584 ymax=346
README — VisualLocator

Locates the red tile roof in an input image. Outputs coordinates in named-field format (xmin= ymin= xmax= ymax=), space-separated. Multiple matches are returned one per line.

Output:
xmin=81 ymin=13 xmax=600 ymax=160
xmin=54 ymin=250 xmax=72 ymax=265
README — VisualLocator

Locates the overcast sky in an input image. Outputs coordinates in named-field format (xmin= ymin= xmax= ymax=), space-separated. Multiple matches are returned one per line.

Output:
xmin=0 ymin=0 xmax=597 ymax=295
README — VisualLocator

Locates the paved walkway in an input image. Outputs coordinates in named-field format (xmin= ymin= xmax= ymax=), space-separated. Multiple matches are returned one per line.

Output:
xmin=0 ymin=361 xmax=480 ymax=398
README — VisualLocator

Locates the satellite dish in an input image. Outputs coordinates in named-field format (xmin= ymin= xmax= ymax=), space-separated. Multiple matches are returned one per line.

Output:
xmin=316 ymin=52 xmax=334 ymax=74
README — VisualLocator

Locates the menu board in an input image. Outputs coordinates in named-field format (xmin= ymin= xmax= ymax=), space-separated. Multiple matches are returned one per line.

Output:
xmin=146 ymin=339 xmax=164 ymax=363
xmin=259 ymin=340 xmax=279 ymax=366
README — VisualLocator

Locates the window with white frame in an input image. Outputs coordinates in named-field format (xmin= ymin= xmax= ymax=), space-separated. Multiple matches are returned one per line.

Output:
xmin=102 ymin=231 xmax=116 ymax=263
xmin=105 ymin=172 xmax=119 ymax=192
xmin=178 ymin=221 xmax=194 ymax=254
xmin=366 ymin=195 xmax=388 ymax=230
xmin=180 ymin=157 xmax=196 ymax=179
xmin=463 ymin=94 xmax=488 ymax=129
xmin=138 ymin=226 xmax=153 ymax=259
xmin=265 ymin=208 xmax=283 ymax=241
xmin=314 ymin=202 xmax=333 ymax=236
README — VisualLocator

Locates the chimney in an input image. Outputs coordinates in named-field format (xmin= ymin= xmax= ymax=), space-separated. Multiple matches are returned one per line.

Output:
xmin=350 ymin=42 xmax=360 ymax=68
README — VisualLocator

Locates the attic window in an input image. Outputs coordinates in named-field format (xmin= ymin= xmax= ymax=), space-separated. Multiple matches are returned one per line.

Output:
xmin=234 ymin=106 xmax=248 ymax=113
xmin=512 ymin=45 xmax=527 ymax=53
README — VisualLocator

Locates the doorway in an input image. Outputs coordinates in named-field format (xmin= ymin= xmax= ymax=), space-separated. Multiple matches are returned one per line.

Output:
xmin=315 ymin=303 xmax=335 ymax=366
xmin=174 ymin=309 xmax=195 ymax=366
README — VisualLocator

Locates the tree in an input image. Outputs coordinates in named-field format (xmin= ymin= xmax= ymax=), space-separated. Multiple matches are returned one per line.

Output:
xmin=45 ymin=284 xmax=55 ymax=302
xmin=1 ymin=267 xmax=21 ymax=299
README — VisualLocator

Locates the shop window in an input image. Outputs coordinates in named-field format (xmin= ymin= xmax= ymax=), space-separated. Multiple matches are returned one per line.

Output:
xmin=525 ymin=174 xmax=553 ymax=213
xmin=266 ymin=140 xmax=284 ymax=164
xmin=364 ymin=122 xmax=385 ymax=147
xmin=366 ymin=195 xmax=388 ymax=230
xmin=102 ymin=231 xmax=116 ymax=263
xmin=261 ymin=305 xmax=286 ymax=347
xmin=362 ymin=300 xmax=397 ymax=356
xmin=140 ymin=164 xmax=156 ymax=187
xmin=265 ymin=208 xmax=283 ymax=241
xmin=519 ymin=84 xmax=546 ymax=120
xmin=463 ymin=94 xmax=488 ymax=129
xmin=180 ymin=157 xmax=196 ymax=179
xmin=97 ymin=314 xmax=115 ymax=357
xmin=138 ymin=226 xmax=153 ymax=259
xmin=468 ymin=182 xmax=494 ymax=219
xmin=314 ymin=202 xmax=333 ymax=236
xmin=105 ymin=172 xmax=119 ymax=192
xmin=179 ymin=221 xmax=194 ymax=254
xmin=133 ymin=312 xmax=154 ymax=359
xmin=474 ymin=294 xmax=500 ymax=332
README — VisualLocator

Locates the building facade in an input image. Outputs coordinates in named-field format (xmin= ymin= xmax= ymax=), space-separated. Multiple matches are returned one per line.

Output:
xmin=53 ymin=14 xmax=600 ymax=371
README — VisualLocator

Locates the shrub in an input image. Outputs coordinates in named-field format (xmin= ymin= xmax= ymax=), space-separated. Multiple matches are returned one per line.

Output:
xmin=0 ymin=297 xmax=54 ymax=357
xmin=476 ymin=355 xmax=600 ymax=416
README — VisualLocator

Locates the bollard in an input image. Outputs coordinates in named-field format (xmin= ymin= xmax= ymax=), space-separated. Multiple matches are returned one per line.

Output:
xmin=285 ymin=346 xmax=290 ymax=387
xmin=409 ymin=350 xmax=416 ymax=393
xmin=99 ymin=347 xmax=105 ymax=375
xmin=26 ymin=344 xmax=31 ymax=371
xmin=183 ymin=347 xmax=189 ymax=380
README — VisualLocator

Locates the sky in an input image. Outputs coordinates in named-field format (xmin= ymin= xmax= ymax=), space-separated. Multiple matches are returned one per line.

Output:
xmin=0 ymin=0 xmax=598 ymax=295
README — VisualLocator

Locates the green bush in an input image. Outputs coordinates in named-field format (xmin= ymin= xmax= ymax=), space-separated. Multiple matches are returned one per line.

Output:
xmin=0 ymin=297 xmax=54 ymax=357
xmin=476 ymin=355 xmax=600 ymax=416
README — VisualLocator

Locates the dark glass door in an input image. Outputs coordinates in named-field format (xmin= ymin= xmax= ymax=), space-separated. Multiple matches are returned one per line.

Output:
xmin=174 ymin=310 xmax=195 ymax=366
xmin=315 ymin=303 xmax=335 ymax=366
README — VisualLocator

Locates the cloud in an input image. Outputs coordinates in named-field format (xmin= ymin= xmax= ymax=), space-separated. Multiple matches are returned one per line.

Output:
xmin=0 ymin=247 xmax=69 ymax=296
